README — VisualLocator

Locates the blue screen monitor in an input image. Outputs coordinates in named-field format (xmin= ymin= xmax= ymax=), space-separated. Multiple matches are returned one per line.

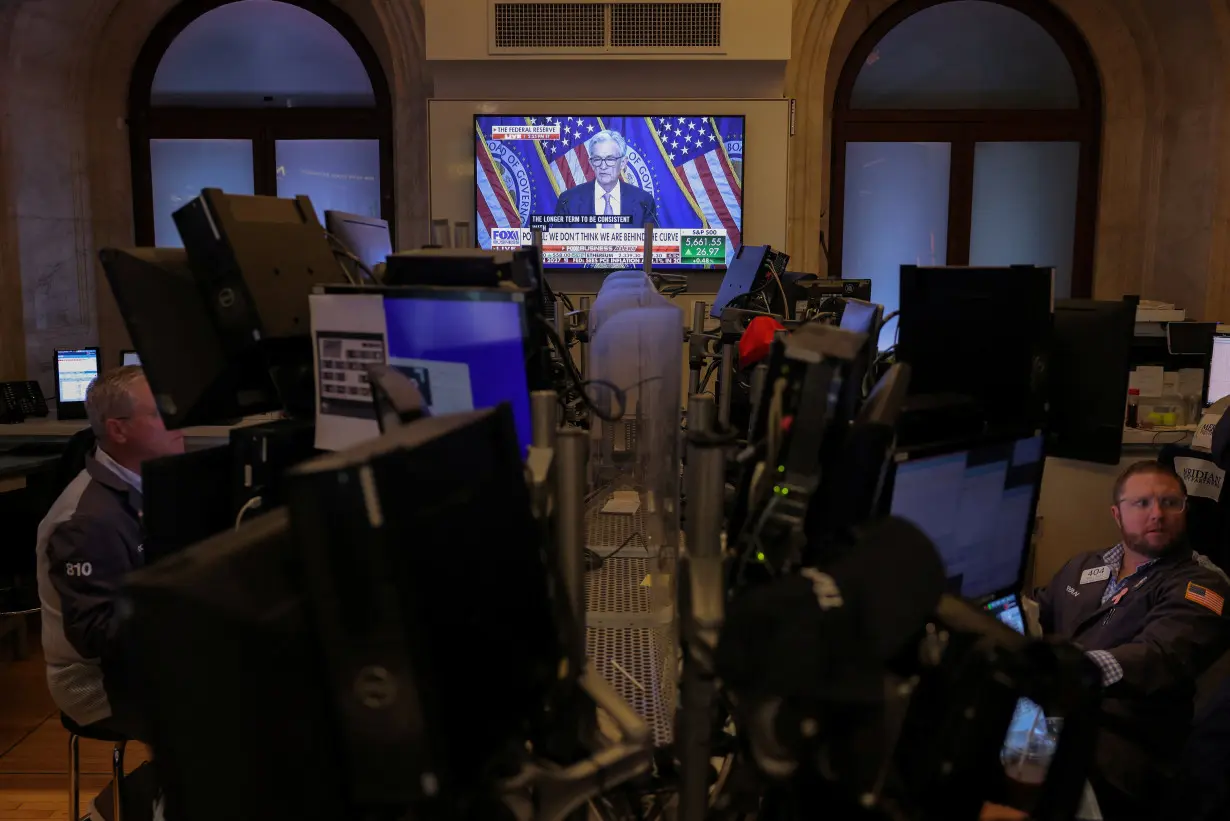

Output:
xmin=886 ymin=433 xmax=1045 ymax=601
xmin=122 ymin=350 xmax=142 ymax=367
xmin=381 ymin=289 xmax=533 ymax=453
xmin=54 ymin=347 xmax=101 ymax=420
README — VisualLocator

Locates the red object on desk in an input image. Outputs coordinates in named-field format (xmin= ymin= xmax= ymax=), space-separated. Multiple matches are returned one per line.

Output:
xmin=738 ymin=316 xmax=786 ymax=368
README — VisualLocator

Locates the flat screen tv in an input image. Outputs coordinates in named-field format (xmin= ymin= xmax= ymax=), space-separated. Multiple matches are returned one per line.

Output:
xmin=474 ymin=114 xmax=746 ymax=270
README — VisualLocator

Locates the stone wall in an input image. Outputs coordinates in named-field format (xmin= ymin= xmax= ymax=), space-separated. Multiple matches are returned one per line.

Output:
xmin=0 ymin=0 xmax=430 ymax=388
xmin=787 ymin=0 xmax=1230 ymax=321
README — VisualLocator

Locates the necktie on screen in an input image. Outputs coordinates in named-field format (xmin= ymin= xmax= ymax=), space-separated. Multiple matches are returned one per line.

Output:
xmin=603 ymin=193 xmax=613 ymax=216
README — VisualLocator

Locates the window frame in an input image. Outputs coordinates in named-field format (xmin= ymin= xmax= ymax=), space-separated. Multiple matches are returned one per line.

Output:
xmin=128 ymin=0 xmax=395 ymax=246
xmin=829 ymin=0 xmax=1102 ymax=297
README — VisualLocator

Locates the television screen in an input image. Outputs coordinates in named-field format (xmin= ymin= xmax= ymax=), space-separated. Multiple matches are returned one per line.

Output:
xmin=475 ymin=114 xmax=745 ymax=269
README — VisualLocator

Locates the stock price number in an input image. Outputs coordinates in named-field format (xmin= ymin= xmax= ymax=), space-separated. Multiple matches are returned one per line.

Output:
xmin=681 ymin=234 xmax=727 ymax=263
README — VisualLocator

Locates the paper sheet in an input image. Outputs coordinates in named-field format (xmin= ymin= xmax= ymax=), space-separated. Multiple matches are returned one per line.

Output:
xmin=602 ymin=489 xmax=642 ymax=514
xmin=311 ymin=293 xmax=387 ymax=451
xmin=1132 ymin=365 xmax=1165 ymax=398
xmin=1179 ymin=367 xmax=1205 ymax=398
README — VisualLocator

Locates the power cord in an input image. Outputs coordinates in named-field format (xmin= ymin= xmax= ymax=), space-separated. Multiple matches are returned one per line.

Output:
xmin=586 ymin=531 xmax=647 ymax=572
xmin=536 ymin=316 xmax=661 ymax=424
xmin=234 ymin=495 xmax=263 ymax=530
xmin=324 ymin=231 xmax=378 ymax=284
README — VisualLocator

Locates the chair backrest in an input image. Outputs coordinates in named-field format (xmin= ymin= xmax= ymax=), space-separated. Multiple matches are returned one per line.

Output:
xmin=52 ymin=427 xmax=96 ymax=500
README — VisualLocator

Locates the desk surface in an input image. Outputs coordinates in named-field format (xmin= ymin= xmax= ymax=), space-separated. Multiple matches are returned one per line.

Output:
xmin=0 ymin=413 xmax=282 ymax=440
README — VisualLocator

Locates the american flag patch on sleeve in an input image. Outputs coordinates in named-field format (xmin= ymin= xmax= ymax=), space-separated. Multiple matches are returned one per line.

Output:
xmin=1186 ymin=582 xmax=1226 ymax=616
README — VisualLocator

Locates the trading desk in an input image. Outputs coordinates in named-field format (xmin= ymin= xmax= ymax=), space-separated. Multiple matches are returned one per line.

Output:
xmin=0 ymin=413 xmax=280 ymax=446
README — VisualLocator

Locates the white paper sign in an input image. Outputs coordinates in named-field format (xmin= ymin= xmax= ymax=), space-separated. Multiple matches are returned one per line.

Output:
xmin=1133 ymin=365 xmax=1165 ymax=398
xmin=1194 ymin=411 xmax=1221 ymax=452
xmin=311 ymin=293 xmax=387 ymax=451
xmin=1174 ymin=456 xmax=1226 ymax=502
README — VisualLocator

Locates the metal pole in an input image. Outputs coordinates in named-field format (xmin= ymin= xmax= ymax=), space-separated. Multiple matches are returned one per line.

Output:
xmin=688 ymin=392 xmax=714 ymax=437
xmin=531 ymin=390 xmax=558 ymax=449
xmin=555 ymin=296 xmax=568 ymax=342
xmin=679 ymin=424 xmax=727 ymax=821
xmin=555 ymin=428 xmax=588 ymax=656
xmin=749 ymin=363 xmax=768 ymax=438
xmin=717 ymin=343 xmax=735 ymax=428
xmin=643 ymin=222 xmax=655 ymax=275
xmin=689 ymin=301 xmax=708 ymax=396
xmin=578 ymin=295 xmax=591 ymax=379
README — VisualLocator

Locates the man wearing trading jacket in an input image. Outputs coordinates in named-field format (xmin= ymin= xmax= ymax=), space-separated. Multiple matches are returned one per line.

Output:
xmin=36 ymin=367 xmax=184 ymax=737
xmin=554 ymin=129 xmax=657 ymax=228
xmin=1033 ymin=461 xmax=1230 ymax=820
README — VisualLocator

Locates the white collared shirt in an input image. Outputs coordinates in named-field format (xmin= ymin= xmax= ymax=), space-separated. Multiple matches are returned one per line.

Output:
xmin=594 ymin=180 xmax=621 ymax=223
xmin=95 ymin=446 xmax=142 ymax=494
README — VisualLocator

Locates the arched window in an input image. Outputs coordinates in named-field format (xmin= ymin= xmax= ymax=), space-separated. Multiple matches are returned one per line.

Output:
xmin=829 ymin=0 xmax=1101 ymax=318
xmin=128 ymin=0 xmax=393 ymax=247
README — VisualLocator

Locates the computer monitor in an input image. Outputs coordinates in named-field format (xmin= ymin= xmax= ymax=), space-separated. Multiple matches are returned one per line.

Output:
xmin=884 ymin=431 xmax=1045 ymax=601
xmin=1048 ymin=298 xmax=1137 ymax=464
xmin=143 ymin=444 xmax=235 ymax=565
xmin=1208 ymin=332 xmax=1230 ymax=406
xmin=313 ymin=287 xmax=535 ymax=453
xmin=710 ymin=244 xmax=771 ymax=318
xmin=324 ymin=210 xmax=392 ymax=279
xmin=897 ymin=266 xmax=1053 ymax=432
xmin=100 ymin=247 xmax=284 ymax=429
xmin=839 ymin=298 xmax=883 ymax=336
xmin=121 ymin=350 xmax=141 ymax=367
xmin=53 ymin=347 xmax=100 ymax=420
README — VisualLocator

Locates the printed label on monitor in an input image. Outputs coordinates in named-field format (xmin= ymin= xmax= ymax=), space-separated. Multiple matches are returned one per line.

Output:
xmin=387 ymin=358 xmax=475 ymax=416
xmin=316 ymin=332 xmax=385 ymax=420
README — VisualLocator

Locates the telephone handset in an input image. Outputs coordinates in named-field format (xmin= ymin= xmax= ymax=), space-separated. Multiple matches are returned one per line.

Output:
xmin=0 ymin=380 xmax=50 ymax=423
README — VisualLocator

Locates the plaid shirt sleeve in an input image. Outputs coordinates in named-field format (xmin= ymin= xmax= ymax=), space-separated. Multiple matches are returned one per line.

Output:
xmin=1085 ymin=649 xmax=1125 ymax=687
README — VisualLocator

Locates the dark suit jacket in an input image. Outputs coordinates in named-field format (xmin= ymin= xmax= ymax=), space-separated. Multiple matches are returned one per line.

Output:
xmin=554 ymin=180 xmax=657 ymax=229
xmin=1033 ymin=546 xmax=1230 ymax=802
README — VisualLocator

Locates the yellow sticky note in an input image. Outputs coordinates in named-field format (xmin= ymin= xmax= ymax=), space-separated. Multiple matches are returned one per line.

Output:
xmin=641 ymin=575 xmax=651 ymax=587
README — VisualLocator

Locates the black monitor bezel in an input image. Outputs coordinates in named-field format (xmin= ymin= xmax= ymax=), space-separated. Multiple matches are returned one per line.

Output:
xmin=53 ymin=346 xmax=101 ymax=420
xmin=315 ymin=284 xmax=540 ymax=435
xmin=472 ymin=112 xmax=747 ymax=273
xmin=879 ymin=429 xmax=1047 ymax=604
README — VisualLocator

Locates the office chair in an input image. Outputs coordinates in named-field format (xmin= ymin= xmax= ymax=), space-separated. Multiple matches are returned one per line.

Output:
xmin=63 ymin=712 xmax=126 ymax=821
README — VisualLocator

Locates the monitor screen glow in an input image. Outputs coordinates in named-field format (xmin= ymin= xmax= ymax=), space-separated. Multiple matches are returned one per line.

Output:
xmin=474 ymin=114 xmax=745 ymax=270
xmin=56 ymin=349 xmax=100 ymax=404
xmin=1208 ymin=334 xmax=1230 ymax=406
xmin=890 ymin=434 xmax=1044 ymax=600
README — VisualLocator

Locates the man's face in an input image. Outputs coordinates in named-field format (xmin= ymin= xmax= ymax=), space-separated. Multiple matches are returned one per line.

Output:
xmin=589 ymin=139 xmax=625 ymax=188
xmin=1111 ymin=472 xmax=1187 ymax=557
xmin=106 ymin=378 xmax=186 ymax=462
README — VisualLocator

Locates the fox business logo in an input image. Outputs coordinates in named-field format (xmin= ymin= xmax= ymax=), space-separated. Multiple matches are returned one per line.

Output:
xmin=491 ymin=228 xmax=523 ymax=246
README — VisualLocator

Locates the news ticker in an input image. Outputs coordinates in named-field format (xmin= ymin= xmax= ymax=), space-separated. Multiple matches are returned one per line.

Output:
xmin=489 ymin=227 xmax=728 ymax=264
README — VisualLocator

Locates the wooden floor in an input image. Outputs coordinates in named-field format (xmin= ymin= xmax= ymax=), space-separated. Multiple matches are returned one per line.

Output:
xmin=0 ymin=625 xmax=149 ymax=820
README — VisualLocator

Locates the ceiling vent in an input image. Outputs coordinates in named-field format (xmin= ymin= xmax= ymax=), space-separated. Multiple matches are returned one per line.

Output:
xmin=491 ymin=0 xmax=723 ymax=54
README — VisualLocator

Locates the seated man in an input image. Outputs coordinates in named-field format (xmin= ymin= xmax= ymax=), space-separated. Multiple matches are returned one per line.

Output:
xmin=36 ymin=366 xmax=184 ymax=737
xmin=1033 ymin=461 xmax=1230 ymax=821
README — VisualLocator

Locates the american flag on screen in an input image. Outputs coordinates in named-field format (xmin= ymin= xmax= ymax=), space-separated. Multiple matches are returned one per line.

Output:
xmin=647 ymin=116 xmax=742 ymax=248
xmin=475 ymin=123 xmax=520 ymax=238
xmin=532 ymin=115 xmax=605 ymax=193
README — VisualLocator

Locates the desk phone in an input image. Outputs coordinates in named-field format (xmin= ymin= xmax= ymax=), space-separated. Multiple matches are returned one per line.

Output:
xmin=0 ymin=381 xmax=49 ymax=423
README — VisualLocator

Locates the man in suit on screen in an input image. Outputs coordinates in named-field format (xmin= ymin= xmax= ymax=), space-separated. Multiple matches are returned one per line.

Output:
xmin=554 ymin=129 xmax=657 ymax=228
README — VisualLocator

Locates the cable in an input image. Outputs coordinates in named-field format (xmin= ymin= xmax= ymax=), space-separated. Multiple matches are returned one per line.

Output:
xmin=769 ymin=269 xmax=790 ymax=320
xmin=324 ymin=230 xmax=378 ymax=284
xmin=586 ymin=531 xmax=647 ymax=572
xmin=234 ymin=495 xmax=263 ymax=530
xmin=536 ymin=315 xmax=661 ymax=424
